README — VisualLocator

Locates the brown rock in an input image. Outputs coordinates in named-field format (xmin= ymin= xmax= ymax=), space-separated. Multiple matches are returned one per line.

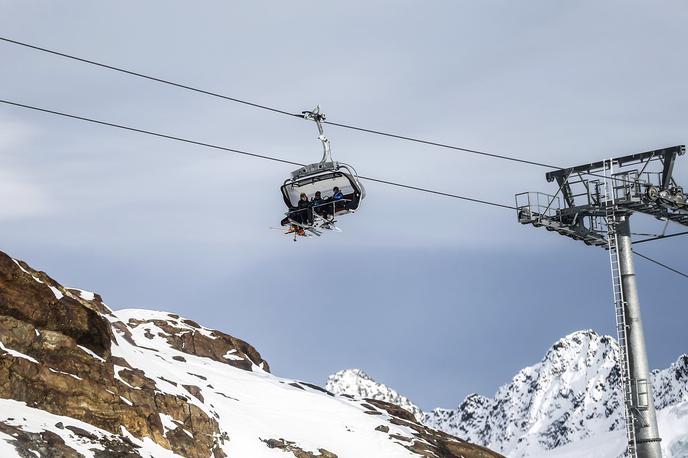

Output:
xmin=183 ymin=384 xmax=204 ymax=402
xmin=369 ymin=399 xmax=505 ymax=458
xmin=262 ymin=438 xmax=338 ymax=458
xmin=0 ymin=422 xmax=82 ymax=458
xmin=127 ymin=317 xmax=270 ymax=373
xmin=0 ymin=253 xmax=112 ymax=359
xmin=0 ymin=252 xmax=223 ymax=458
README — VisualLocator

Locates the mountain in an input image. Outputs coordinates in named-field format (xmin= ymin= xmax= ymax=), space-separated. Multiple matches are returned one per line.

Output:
xmin=0 ymin=249 xmax=503 ymax=458
xmin=326 ymin=369 xmax=424 ymax=422
xmin=328 ymin=331 xmax=688 ymax=458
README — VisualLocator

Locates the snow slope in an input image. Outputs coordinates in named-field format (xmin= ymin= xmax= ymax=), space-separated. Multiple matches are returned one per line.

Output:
xmin=108 ymin=309 xmax=423 ymax=458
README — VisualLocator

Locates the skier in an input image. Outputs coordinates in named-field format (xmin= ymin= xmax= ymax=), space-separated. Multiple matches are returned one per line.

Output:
xmin=332 ymin=186 xmax=345 ymax=213
xmin=296 ymin=193 xmax=312 ymax=225
xmin=312 ymin=191 xmax=325 ymax=217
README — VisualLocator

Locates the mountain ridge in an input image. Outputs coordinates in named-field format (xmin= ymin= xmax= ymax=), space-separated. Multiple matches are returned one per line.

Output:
xmin=327 ymin=330 xmax=688 ymax=457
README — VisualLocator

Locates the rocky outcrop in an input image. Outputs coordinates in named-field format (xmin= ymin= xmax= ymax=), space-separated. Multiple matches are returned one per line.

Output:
xmin=0 ymin=251 xmax=253 ymax=457
xmin=0 ymin=255 xmax=112 ymax=359
xmin=125 ymin=314 xmax=269 ymax=373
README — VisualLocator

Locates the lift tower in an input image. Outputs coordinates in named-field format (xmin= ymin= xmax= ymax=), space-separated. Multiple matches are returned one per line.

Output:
xmin=516 ymin=145 xmax=687 ymax=458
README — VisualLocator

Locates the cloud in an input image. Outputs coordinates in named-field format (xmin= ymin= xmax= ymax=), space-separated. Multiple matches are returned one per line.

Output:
xmin=0 ymin=169 xmax=55 ymax=220
xmin=0 ymin=116 xmax=36 ymax=152
xmin=0 ymin=117 xmax=55 ymax=220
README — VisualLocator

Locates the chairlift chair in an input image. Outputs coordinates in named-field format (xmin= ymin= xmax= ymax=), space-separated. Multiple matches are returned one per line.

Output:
xmin=280 ymin=106 xmax=365 ymax=236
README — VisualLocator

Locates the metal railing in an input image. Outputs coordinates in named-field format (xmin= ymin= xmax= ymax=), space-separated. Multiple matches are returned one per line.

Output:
xmin=285 ymin=199 xmax=352 ymax=225
xmin=515 ymin=192 xmax=561 ymax=224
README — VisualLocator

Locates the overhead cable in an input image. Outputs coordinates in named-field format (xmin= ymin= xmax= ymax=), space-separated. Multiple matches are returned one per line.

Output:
xmin=0 ymin=37 xmax=302 ymax=119
xmin=1 ymin=35 xmax=650 ymax=187
xmin=633 ymin=250 xmax=688 ymax=279
xmin=3 ymin=98 xmax=686 ymax=278
xmin=0 ymin=36 xmax=558 ymax=169
xmin=0 ymin=98 xmax=514 ymax=211
xmin=632 ymin=231 xmax=688 ymax=245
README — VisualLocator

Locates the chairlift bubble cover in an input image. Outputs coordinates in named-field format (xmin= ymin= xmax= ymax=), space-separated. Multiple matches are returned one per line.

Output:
xmin=281 ymin=163 xmax=365 ymax=210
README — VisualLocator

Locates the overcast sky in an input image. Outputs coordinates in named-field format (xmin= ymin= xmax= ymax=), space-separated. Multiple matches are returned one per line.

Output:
xmin=1 ymin=1 xmax=686 ymax=410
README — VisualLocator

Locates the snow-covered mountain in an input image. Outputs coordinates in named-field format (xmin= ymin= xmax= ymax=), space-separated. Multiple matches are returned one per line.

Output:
xmin=327 ymin=369 xmax=424 ymax=422
xmin=0 ymin=250 xmax=502 ymax=458
xmin=328 ymin=331 xmax=688 ymax=458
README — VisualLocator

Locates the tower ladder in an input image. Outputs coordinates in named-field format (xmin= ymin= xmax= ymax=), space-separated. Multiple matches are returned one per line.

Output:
xmin=604 ymin=159 xmax=638 ymax=458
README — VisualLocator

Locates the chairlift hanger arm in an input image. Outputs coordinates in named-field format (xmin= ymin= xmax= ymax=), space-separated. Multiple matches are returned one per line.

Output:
xmin=302 ymin=105 xmax=332 ymax=163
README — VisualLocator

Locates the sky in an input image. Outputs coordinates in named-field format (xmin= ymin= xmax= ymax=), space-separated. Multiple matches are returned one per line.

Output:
xmin=0 ymin=1 xmax=687 ymax=410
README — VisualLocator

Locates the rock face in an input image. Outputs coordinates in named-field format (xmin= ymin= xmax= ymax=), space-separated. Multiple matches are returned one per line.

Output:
xmin=0 ymin=251 xmax=245 ymax=457
xmin=0 ymin=249 xmax=502 ymax=458
xmin=328 ymin=331 xmax=688 ymax=457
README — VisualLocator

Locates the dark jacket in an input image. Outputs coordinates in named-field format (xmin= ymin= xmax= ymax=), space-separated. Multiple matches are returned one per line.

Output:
xmin=333 ymin=191 xmax=344 ymax=200
xmin=311 ymin=197 xmax=324 ymax=209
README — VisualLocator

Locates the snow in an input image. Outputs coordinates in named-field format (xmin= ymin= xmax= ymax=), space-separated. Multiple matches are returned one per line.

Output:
xmin=0 ymin=431 xmax=17 ymax=457
xmin=327 ymin=369 xmax=424 ymax=421
xmin=526 ymin=403 xmax=688 ymax=458
xmin=70 ymin=288 xmax=95 ymax=301
xmin=223 ymin=349 xmax=244 ymax=361
xmin=112 ymin=365 xmax=136 ymax=389
xmin=526 ymin=430 xmax=627 ymax=458
xmin=0 ymin=341 xmax=38 ymax=364
xmin=120 ymin=426 xmax=181 ymax=458
xmin=11 ymin=258 xmax=31 ymax=275
xmin=77 ymin=345 xmax=106 ymax=363
xmin=653 ymin=355 xmax=688 ymax=410
xmin=105 ymin=309 xmax=422 ymax=458
xmin=658 ymin=401 xmax=688 ymax=457
xmin=329 ymin=330 xmax=688 ymax=458
xmin=0 ymin=399 xmax=179 ymax=457
xmin=49 ymin=285 xmax=63 ymax=300
xmin=48 ymin=368 xmax=82 ymax=380
xmin=418 ymin=330 xmax=628 ymax=456
xmin=159 ymin=413 xmax=178 ymax=436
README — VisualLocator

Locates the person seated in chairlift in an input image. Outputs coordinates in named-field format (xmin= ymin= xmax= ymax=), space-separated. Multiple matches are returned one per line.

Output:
xmin=296 ymin=192 xmax=312 ymax=225
xmin=331 ymin=186 xmax=346 ymax=213
xmin=311 ymin=191 xmax=326 ymax=217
